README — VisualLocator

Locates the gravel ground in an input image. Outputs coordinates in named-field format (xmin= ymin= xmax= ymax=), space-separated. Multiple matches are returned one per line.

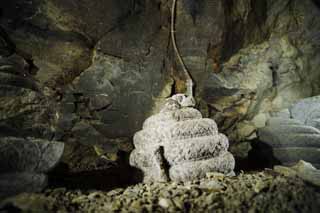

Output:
xmin=1 ymin=170 xmax=319 ymax=212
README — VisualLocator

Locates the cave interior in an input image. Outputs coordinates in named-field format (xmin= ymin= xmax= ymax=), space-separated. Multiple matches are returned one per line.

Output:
xmin=0 ymin=0 xmax=320 ymax=212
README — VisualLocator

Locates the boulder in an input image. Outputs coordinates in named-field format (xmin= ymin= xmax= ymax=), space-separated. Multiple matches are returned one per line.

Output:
xmin=0 ymin=137 xmax=64 ymax=198
xmin=0 ymin=173 xmax=47 ymax=199
xmin=0 ymin=137 xmax=64 ymax=173
xmin=274 ymin=160 xmax=320 ymax=187
xmin=256 ymin=115 xmax=320 ymax=168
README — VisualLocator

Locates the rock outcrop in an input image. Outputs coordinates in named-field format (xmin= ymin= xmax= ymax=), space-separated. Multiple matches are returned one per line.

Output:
xmin=274 ymin=160 xmax=320 ymax=187
xmin=202 ymin=0 xmax=320 ymax=143
xmin=0 ymin=47 xmax=64 ymax=198
xmin=130 ymin=94 xmax=235 ymax=182
xmin=257 ymin=118 xmax=320 ymax=168
xmin=253 ymin=96 xmax=320 ymax=169
xmin=290 ymin=96 xmax=320 ymax=130
xmin=0 ymin=137 xmax=64 ymax=198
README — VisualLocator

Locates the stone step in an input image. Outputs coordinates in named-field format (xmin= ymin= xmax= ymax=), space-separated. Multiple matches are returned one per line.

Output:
xmin=134 ymin=118 xmax=218 ymax=147
xmin=272 ymin=147 xmax=320 ymax=166
xmin=266 ymin=118 xmax=303 ymax=126
xmin=262 ymin=124 xmax=320 ymax=135
xmin=258 ymin=126 xmax=320 ymax=148
xmin=143 ymin=108 xmax=202 ymax=129
xmin=130 ymin=134 xmax=229 ymax=167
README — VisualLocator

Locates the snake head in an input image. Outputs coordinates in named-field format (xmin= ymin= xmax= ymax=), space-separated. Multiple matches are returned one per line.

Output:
xmin=170 ymin=94 xmax=196 ymax=108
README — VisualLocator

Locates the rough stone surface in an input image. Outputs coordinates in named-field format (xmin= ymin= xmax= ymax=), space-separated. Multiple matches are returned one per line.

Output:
xmin=0 ymin=52 xmax=65 ymax=197
xmin=290 ymin=95 xmax=320 ymax=129
xmin=254 ymin=118 xmax=320 ymax=168
xmin=1 ymin=171 xmax=319 ymax=212
xmin=130 ymin=94 xmax=235 ymax=182
xmin=204 ymin=34 xmax=320 ymax=142
xmin=253 ymin=95 xmax=320 ymax=168
xmin=0 ymin=173 xmax=47 ymax=199
xmin=274 ymin=160 xmax=320 ymax=187
xmin=202 ymin=0 xmax=320 ymax=143
xmin=0 ymin=137 xmax=64 ymax=173
xmin=1 ymin=1 xmax=320 ymax=206
xmin=0 ymin=0 xmax=320 ymax=172
xmin=272 ymin=147 xmax=320 ymax=167
xmin=258 ymin=122 xmax=320 ymax=148
xmin=131 ymin=135 xmax=229 ymax=166
xmin=0 ymin=136 xmax=64 ymax=198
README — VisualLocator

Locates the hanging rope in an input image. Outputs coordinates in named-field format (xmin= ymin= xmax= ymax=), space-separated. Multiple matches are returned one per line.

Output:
xmin=171 ymin=0 xmax=194 ymax=98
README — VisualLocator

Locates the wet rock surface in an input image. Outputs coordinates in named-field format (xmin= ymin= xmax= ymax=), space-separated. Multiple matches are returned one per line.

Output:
xmin=1 ymin=171 xmax=319 ymax=212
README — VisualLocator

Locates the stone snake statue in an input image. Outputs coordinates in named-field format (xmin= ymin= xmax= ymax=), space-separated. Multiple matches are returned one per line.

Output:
xmin=130 ymin=94 xmax=235 ymax=182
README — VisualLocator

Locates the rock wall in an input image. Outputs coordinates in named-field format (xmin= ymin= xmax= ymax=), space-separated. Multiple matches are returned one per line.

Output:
xmin=0 ymin=0 xmax=320 ymax=168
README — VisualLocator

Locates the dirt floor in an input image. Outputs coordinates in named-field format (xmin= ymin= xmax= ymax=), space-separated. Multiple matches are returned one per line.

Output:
xmin=1 ymin=170 xmax=319 ymax=213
